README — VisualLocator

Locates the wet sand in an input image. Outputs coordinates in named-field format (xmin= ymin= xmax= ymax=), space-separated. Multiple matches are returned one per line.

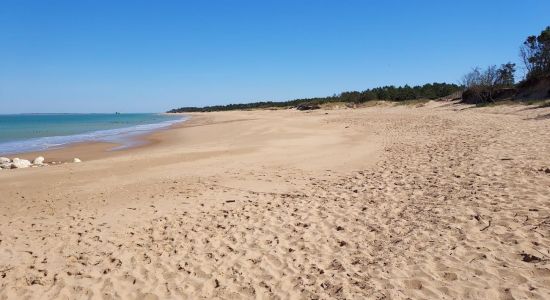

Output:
xmin=4 ymin=117 xmax=192 ymax=163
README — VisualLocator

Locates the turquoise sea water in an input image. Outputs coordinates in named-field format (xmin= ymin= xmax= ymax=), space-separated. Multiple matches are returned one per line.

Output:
xmin=0 ymin=113 xmax=186 ymax=155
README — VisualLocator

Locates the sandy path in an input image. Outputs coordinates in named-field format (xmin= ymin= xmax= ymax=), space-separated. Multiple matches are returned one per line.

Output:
xmin=1 ymin=102 xmax=549 ymax=299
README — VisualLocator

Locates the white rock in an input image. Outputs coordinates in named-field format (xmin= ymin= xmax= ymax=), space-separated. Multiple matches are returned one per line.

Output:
xmin=0 ymin=163 xmax=11 ymax=169
xmin=73 ymin=158 xmax=82 ymax=163
xmin=33 ymin=156 xmax=45 ymax=165
xmin=0 ymin=157 xmax=10 ymax=164
xmin=11 ymin=158 xmax=31 ymax=169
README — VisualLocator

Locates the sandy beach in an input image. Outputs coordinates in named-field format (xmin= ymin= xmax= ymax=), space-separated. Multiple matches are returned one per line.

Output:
xmin=1 ymin=102 xmax=550 ymax=299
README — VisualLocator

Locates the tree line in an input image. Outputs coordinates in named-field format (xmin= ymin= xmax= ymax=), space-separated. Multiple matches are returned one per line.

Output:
xmin=167 ymin=82 xmax=462 ymax=112
xmin=462 ymin=25 xmax=550 ymax=103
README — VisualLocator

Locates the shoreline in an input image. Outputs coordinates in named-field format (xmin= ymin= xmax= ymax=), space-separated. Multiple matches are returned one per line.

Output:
xmin=2 ymin=114 xmax=191 ymax=163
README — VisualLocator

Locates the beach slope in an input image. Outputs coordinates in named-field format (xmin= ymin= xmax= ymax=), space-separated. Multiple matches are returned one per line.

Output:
xmin=1 ymin=102 xmax=549 ymax=299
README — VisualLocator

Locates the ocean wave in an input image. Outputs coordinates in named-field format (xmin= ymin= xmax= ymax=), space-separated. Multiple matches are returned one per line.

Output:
xmin=0 ymin=116 xmax=187 ymax=155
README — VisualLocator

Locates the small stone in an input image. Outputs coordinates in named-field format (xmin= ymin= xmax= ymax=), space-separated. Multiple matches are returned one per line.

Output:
xmin=521 ymin=253 xmax=542 ymax=263
xmin=33 ymin=156 xmax=45 ymax=165
xmin=73 ymin=158 xmax=82 ymax=163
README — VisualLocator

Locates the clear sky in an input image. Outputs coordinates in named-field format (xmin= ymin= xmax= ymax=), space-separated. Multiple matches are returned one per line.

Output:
xmin=1 ymin=0 xmax=549 ymax=113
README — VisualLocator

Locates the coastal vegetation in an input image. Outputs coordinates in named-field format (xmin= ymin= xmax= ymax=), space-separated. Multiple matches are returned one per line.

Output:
xmin=462 ymin=26 xmax=550 ymax=104
xmin=461 ymin=63 xmax=517 ymax=103
xmin=167 ymin=82 xmax=462 ymax=112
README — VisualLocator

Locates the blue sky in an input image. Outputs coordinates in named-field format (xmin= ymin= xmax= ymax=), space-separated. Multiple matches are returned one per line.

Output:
xmin=1 ymin=0 xmax=549 ymax=113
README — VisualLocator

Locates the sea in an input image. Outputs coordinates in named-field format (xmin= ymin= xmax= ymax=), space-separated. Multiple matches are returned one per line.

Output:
xmin=0 ymin=113 xmax=186 ymax=155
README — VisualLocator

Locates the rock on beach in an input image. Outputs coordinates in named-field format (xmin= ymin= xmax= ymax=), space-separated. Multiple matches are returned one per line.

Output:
xmin=11 ymin=158 xmax=32 ymax=169
xmin=33 ymin=156 xmax=45 ymax=165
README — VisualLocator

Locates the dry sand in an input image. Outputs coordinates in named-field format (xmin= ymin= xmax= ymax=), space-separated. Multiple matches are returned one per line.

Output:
xmin=1 ymin=101 xmax=550 ymax=299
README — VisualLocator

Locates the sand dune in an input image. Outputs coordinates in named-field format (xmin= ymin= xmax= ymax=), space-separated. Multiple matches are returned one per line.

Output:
xmin=1 ymin=102 xmax=549 ymax=299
